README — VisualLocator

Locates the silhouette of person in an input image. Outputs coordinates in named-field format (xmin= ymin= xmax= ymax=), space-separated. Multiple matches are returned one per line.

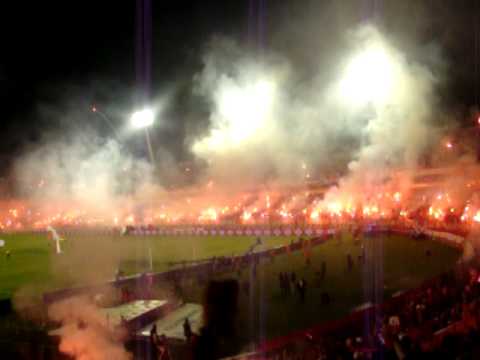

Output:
xmin=183 ymin=317 xmax=193 ymax=342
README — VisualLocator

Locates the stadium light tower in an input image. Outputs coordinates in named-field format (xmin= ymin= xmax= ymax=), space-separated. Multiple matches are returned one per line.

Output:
xmin=130 ymin=107 xmax=156 ymax=272
xmin=130 ymin=108 xmax=154 ymax=129
xmin=130 ymin=108 xmax=156 ymax=164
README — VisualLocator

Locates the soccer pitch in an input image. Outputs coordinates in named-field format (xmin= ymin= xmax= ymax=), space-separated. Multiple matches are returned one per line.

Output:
xmin=0 ymin=230 xmax=461 ymax=339
xmin=179 ymin=233 xmax=462 ymax=340
xmin=0 ymin=232 xmax=299 ymax=300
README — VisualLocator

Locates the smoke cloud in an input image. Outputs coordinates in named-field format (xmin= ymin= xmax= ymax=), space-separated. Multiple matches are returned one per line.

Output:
xmin=190 ymin=24 xmax=441 ymax=197
xmin=48 ymin=297 xmax=131 ymax=360
xmin=13 ymin=129 xmax=164 ymax=219
xmin=12 ymin=22 xmax=445 ymax=211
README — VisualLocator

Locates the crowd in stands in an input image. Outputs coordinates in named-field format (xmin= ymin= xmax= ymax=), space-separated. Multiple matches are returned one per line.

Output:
xmin=253 ymin=259 xmax=480 ymax=360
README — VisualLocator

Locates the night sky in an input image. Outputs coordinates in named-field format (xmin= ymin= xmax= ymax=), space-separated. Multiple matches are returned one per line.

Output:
xmin=0 ymin=0 xmax=479 ymax=175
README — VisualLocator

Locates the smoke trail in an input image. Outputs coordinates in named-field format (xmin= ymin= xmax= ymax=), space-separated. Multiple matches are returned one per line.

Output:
xmin=48 ymin=297 xmax=131 ymax=360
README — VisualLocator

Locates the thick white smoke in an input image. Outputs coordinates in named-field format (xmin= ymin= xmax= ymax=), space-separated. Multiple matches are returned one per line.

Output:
xmin=13 ymin=130 xmax=163 ymax=218
xmin=323 ymin=25 xmax=437 ymax=203
xmin=191 ymin=24 xmax=440 ymax=198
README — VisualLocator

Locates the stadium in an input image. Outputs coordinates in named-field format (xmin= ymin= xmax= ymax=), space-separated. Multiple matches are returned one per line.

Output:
xmin=2 ymin=1 xmax=480 ymax=359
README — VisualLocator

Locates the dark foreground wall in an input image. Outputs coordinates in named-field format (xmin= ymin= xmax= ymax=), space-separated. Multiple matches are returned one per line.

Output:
xmin=0 ymin=298 xmax=12 ymax=315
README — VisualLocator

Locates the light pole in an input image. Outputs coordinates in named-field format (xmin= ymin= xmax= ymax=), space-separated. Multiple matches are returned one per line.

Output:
xmin=91 ymin=106 xmax=121 ymax=140
xmin=130 ymin=108 xmax=155 ymax=164
xmin=130 ymin=108 xmax=155 ymax=271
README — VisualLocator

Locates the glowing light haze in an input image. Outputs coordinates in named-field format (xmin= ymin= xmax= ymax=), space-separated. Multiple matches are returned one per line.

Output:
xmin=189 ymin=24 xmax=437 ymax=192
xmin=130 ymin=109 xmax=154 ymax=129
xmin=339 ymin=43 xmax=395 ymax=106
xmin=11 ymin=24 xmax=444 ymax=221
xmin=216 ymin=79 xmax=274 ymax=144
xmin=193 ymin=75 xmax=276 ymax=155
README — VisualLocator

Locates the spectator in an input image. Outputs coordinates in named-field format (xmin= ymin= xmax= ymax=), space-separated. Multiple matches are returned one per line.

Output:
xmin=278 ymin=272 xmax=285 ymax=296
xmin=156 ymin=334 xmax=171 ymax=360
xmin=321 ymin=292 xmax=331 ymax=305
xmin=150 ymin=325 xmax=171 ymax=360
xmin=242 ymin=280 xmax=250 ymax=296
xmin=193 ymin=279 xmax=241 ymax=360
xmin=347 ymin=254 xmax=354 ymax=272
xmin=183 ymin=317 xmax=193 ymax=342
xmin=297 ymin=278 xmax=307 ymax=304
xmin=285 ymin=275 xmax=292 ymax=295
xmin=321 ymin=261 xmax=327 ymax=279
xmin=291 ymin=272 xmax=297 ymax=284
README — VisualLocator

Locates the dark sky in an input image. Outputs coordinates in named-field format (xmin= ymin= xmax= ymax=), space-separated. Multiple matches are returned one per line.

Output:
xmin=0 ymin=0 xmax=479 ymax=175
xmin=0 ymin=1 xmax=251 ymax=172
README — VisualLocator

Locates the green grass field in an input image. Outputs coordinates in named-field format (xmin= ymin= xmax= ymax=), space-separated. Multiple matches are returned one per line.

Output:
xmin=0 ymin=231 xmax=461 ymax=342
xmin=179 ymin=233 xmax=462 ymax=342
xmin=0 ymin=232 xmax=299 ymax=300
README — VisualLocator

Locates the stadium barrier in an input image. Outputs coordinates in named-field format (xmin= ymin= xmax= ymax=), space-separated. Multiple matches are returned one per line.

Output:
xmin=42 ymin=233 xmax=333 ymax=305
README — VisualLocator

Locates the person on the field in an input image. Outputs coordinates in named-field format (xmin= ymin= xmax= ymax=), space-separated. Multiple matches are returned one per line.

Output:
xmin=304 ymin=249 xmax=312 ymax=266
xmin=269 ymin=250 xmax=275 ymax=263
xmin=279 ymin=272 xmax=286 ymax=297
xmin=242 ymin=280 xmax=250 ymax=296
xmin=314 ymin=271 xmax=322 ymax=288
xmin=361 ymin=245 xmax=367 ymax=264
xmin=150 ymin=324 xmax=158 ymax=340
xmin=150 ymin=324 xmax=171 ymax=360
xmin=347 ymin=254 xmax=354 ymax=272
xmin=321 ymin=261 xmax=327 ymax=279
xmin=297 ymin=278 xmax=307 ymax=303
xmin=321 ymin=292 xmax=331 ymax=305
xmin=5 ymin=250 xmax=10 ymax=259
xmin=156 ymin=334 xmax=171 ymax=360
xmin=357 ymin=253 xmax=364 ymax=265
xmin=289 ymin=273 xmax=296 ymax=295
xmin=336 ymin=231 xmax=342 ymax=245
xmin=285 ymin=275 xmax=292 ymax=296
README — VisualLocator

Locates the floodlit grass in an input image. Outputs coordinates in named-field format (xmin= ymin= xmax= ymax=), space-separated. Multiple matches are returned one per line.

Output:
xmin=0 ymin=233 xmax=53 ymax=300
xmin=0 ymin=231 xmax=461 ymax=341
xmin=0 ymin=232 xmax=297 ymax=300
xmin=180 ymin=233 xmax=461 ymax=341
